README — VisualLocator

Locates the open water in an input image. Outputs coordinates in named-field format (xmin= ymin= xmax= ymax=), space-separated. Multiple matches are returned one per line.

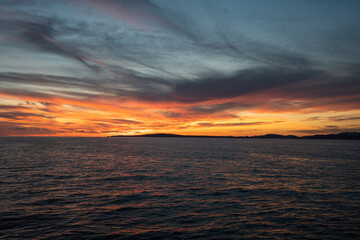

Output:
xmin=0 ymin=137 xmax=359 ymax=239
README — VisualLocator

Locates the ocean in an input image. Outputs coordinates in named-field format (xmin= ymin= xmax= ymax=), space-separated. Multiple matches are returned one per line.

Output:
xmin=0 ymin=137 xmax=359 ymax=239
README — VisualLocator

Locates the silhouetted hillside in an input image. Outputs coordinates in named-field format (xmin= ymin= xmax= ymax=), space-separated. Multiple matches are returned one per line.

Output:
xmin=136 ymin=133 xmax=183 ymax=138
xmin=114 ymin=133 xmax=235 ymax=138
xmin=112 ymin=132 xmax=360 ymax=140
xmin=302 ymin=132 xmax=360 ymax=140
xmin=252 ymin=134 xmax=299 ymax=139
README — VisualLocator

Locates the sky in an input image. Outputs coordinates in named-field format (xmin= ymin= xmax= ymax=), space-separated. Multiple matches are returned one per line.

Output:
xmin=0 ymin=0 xmax=359 ymax=136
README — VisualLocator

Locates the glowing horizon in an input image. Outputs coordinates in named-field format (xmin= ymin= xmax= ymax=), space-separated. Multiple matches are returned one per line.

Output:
xmin=0 ymin=0 xmax=359 ymax=137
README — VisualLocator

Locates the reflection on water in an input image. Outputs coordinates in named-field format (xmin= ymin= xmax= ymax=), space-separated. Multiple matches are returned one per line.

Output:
xmin=0 ymin=137 xmax=359 ymax=239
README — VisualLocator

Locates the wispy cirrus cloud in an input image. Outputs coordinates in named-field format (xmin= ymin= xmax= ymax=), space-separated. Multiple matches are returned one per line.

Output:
xmin=73 ymin=0 xmax=197 ymax=40
xmin=0 ymin=13 xmax=100 ymax=71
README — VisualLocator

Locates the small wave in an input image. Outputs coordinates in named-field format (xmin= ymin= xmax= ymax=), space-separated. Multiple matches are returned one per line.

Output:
xmin=31 ymin=198 xmax=63 ymax=206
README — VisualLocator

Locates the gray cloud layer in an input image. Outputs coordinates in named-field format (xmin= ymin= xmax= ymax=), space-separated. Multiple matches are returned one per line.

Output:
xmin=0 ymin=0 xmax=359 ymax=114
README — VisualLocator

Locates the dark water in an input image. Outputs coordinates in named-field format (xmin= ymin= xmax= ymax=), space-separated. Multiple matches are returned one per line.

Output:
xmin=0 ymin=137 xmax=359 ymax=239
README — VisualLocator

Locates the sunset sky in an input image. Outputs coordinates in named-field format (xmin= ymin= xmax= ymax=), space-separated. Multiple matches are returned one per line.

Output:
xmin=0 ymin=0 xmax=359 ymax=136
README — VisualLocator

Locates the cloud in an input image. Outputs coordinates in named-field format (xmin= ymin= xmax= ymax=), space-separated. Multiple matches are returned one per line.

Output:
xmin=0 ymin=9 xmax=102 ymax=71
xmin=172 ymin=68 xmax=317 ymax=102
xmin=0 ymin=111 xmax=54 ymax=119
xmin=328 ymin=116 xmax=360 ymax=122
xmin=159 ymin=111 xmax=183 ymax=118
xmin=284 ymin=74 xmax=360 ymax=100
xmin=77 ymin=0 xmax=197 ymax=40
xmin=1 ymin=61 xmax=359 ymax=117
xmin=199 ymin=1 xmax=314 ymax=71
xmin=4 ymin=1 xmax=356 ymax=111
xmin=1 ymin=65 xmax=358 ymax=117
xmin=0 ymin=121 xmax=60 ymax=136
xmin=0 ymin=0 xmax=49 ymax=6
xmin=259 ymin=72 xmax=360 ymax=112
xmin=196 ymin=121 xmax=277 ymax=128
xmin=107 ymin=119 xmax=143 ymax=125
xmin=0 ymin=105 xmax=28 ymax=110
xmin=0 ymin=72 xmax=108 ymax=100
xmin=189 ymin=102 xmax=241 ymax=114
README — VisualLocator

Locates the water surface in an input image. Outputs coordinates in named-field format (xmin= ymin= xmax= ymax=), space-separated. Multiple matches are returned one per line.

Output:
xmin=0 ymin=137 xmax=359 ymax=239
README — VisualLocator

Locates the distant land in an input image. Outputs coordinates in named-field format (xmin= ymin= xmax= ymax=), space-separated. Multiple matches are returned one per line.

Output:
xmin=112 ymin=132 xmax=360 ymax=140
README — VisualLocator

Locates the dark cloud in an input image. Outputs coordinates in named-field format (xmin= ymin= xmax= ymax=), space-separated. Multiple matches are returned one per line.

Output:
xmin=0 ymin=121 xmax=60 ymax=136
xmin=39 ymin=102 xmax=55 ymax=106
xmin=14 ymin=127 xmax=50 ymax=131
xmin=263 ymin=72 xmax=360 ymax=111
xmin=189 ymin=102 xmax=241 ymax=114
xmin=305 ymin=116 xmax=322 ymax=121
xmin=172 ymin=68 xmax=317 ymax=102
xmin=328 ymin=116 xmax=360 ymax=122
xmin=196 ymin=121 xmax=277 ymax=128
xmin=107 ymin=119 xmax=143 ymax=125
xmin=1 ymin=65 xmax=358 ymax=115
xmin=0 ymin=105 xmax=28 ymax=110
xmin=0 ymin=111 xmax=53 ymax=119
xmin=282 ymin=74 xmax=360 ymax=99
xmin=113 ymin=66 xmax=359 ymax=113
xmin=160 ymin=111 xmax=183 ymax=118
xmin=101 ymin=130 xmax=120 ymax=133
xmin=115 ymin=67 xmax=321 ymax=104
xmin=69 ymin=129 xmax=98 ymax=133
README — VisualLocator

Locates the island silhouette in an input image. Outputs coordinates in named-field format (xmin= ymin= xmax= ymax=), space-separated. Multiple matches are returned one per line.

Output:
xmin=112 ymin=132 xmax=360 ymax=140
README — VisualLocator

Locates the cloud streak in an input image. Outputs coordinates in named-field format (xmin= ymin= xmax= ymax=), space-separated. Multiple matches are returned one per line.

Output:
xmin=78 ymin=0 xmax=197 ymax=40
xmin=196 ymin=121 xmax=276 ymax=128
